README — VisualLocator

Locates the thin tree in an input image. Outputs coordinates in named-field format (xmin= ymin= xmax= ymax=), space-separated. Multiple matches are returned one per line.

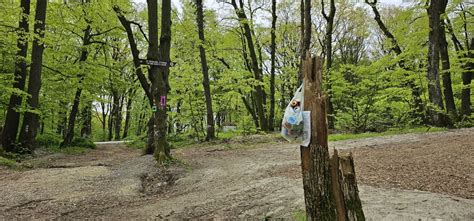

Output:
xmin=1 ymin=0 xmax=30 ymax=152
xmin=230 ymin=0 xmax=268 ymax=131
xmin=366 ymin=0 xmax=425 ymax=122
xmin=321 ymin=0 xmax=336 ymax=129
xmin=268 ymin=0 xmax=277 ymax=131
xmin=18 ymin=0 xmax=48 ymax=151
xmin=195 ymin=0 xmax=215 ymax=140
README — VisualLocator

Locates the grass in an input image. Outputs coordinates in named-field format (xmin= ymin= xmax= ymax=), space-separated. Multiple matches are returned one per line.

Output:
xmin=46 ymin=146 xmax=90 ymax=155
xmin=328 ymin=126 xmax=447 ymax=142
xmin=0 ymin=156 xmax=20 ymax=169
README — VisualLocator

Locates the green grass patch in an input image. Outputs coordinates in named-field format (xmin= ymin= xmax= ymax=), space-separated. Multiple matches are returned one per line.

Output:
xmin=46 ymin=146 xmax=90 ymax=155
xmin=329 ymin=126 xmax=447 ymax=142
xmin=0 ymin=156 xmax=20 ymax=169
xmin=292 ymin=209 xmax=307 ymax=221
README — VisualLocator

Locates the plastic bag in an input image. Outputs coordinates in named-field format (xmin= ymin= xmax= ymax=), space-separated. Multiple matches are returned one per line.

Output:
xmin=281 ymin=85 xmax=304 ymax=141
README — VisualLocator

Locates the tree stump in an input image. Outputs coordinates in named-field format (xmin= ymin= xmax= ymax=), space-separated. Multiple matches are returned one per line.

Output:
xmin=300 ymin=52 xmax=365 ymax=221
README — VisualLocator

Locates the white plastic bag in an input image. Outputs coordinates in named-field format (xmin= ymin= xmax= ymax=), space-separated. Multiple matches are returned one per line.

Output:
xmin=281 ymin=85 xmax=304 ymax=141
xmin=281 ymin=84 xmax=311 ymax=147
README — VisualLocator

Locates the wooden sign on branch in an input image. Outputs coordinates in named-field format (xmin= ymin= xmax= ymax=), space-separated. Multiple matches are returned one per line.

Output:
xmin=300 ymin=52 xmax=365 ymax=221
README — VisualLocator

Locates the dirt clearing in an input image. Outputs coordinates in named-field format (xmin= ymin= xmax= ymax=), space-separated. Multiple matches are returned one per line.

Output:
xmin=0 ymin=129 xmax=473 ymax=220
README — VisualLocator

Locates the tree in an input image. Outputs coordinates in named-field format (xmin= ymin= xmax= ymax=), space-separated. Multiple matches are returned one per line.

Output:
xmin=321 ymin=0 xmax=336 ymax=129
xmin=268 ymin=0 xmax=277 ymax=131
xmin=147 ymin=0 xmax=172 ymax=162
xmin=18 ymin=0 xmax=48 ymax=152
xmin=230 ymin=0 xmax=268 ymax=131
xmin=1 ymin=0 xmax=30 ymax=152
xmin=195 ymin=0 xmax=215 ymax=140
xmin=427 ymin=0 xmax=448 ymax=126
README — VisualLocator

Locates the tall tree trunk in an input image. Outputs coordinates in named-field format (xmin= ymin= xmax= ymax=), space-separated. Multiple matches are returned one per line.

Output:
xmin=269 ymin=0 xmax=277 ymax=131
xmin=1 ymin=0 xmax=30 ymax=152
xmin=195 ymin=0 xmax=215 ymax=140
xmin=108 ymin=100 xmax=114 ymax=141
xmin=61 ymin=25 xmax=91 ymax=147
xmin=114 ymin=95 xmax=124 ymax=141
xmin=147 ymin=0 xmax=172 ymax=162
xmin=461 ymin=40 xmax=473 ymax=116
xmin=80 ymin=102 xmax=92 ymax=138
xmin=231 ymin=0 xmax=268 ymax=131
xmin=100 ymin=101 xmax=107 ymax=140
xmin=439 ymin=4 xmax=456 ymax=115
xmin=298 ymin=0 xmax=304 ymax=83
xmin=122 ymin=90 xmax=134 ymax=139
xmin=57 ymin=102 xmax=67 ymax=137
xmin=427 ymin=0 xmax=448 ymax=126
xmin=18 ymin=0 xmax=47 ymax=152
xmin=322 ymin=0 xmax=336 ymax=130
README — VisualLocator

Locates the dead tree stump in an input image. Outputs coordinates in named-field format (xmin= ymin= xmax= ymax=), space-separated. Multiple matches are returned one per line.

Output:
xmin=300 ymin=53 xmax=365 ymax=221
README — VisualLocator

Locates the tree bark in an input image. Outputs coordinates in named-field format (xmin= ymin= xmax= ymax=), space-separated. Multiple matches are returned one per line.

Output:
xmin=269 ymin=0 xmax=277 ymax=131
xmin=322 ymin=0 xmax=336 ymax=130
xmin=195 ymin=0 xmax=215 ymax=140
xmin=122 ymin=90 xmax=134 ymax=139
xmin=438 ymin=3 xmax=456 ymax=114
xmin=1 ymin=0 xmax=30 ymax=152
xmin=300 ymin=54 xmax=337 ymax=220
xmin=61 ymin=25 xmax=91 ymax=147
xmin=114 ymin=94 xmax=123 ymax=141
xmin=80 ymin=102 xmax=92 ymax=138
xmin=147 ymin=0 xmax=172 ymax=162
xmin=18 ymin=0 xmax=48 ymax=152
xmin=427 ymin=0 xmax=448 ymax=126
xmin=231 ymin=0 xmax=268 ymax=131
xmin=461 ymin=40 xmax=473 ymax=116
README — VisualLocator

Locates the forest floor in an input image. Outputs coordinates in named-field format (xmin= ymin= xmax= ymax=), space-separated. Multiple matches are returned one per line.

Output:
xmin=0 ymin=128 xmax=473 ymax=220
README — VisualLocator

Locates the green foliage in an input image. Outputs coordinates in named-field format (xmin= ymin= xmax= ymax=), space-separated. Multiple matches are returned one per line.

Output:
xmin=36 ymin=133 xmax=62 ymax=148
xmin=125 ymin=135 xmax=147 ymax=149
xmin=0 ymin=156 xmax=20 ymax=169
xmin=69 ymin=137 xmax=96 ymax=149
xmin=47 ymin=146 xmax=90 ymax=155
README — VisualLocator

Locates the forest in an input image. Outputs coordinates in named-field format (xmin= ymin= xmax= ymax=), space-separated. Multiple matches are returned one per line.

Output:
xmin=0 ymin=0 xmax=473 ymax=219
xmin=0 ymin=0 xmax=472 ymax=159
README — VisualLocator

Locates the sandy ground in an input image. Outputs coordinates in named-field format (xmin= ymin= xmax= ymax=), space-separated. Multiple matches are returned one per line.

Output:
xmin=0 ymin=128 xmax=473 ymax=220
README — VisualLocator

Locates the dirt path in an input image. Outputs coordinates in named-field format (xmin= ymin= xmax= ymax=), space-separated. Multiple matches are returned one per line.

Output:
xmin=0 ymin=128 xmax=473 ymax=220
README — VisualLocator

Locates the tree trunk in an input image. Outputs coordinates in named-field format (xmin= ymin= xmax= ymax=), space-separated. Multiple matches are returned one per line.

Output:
xmin=61 ymin=25 xmax=91 ymax=147
xmin=18 ymin=0 xmax=48 ymax=152
xmin=195 ymin=0 xmax=215 ymax=140
xmin=1 ymin=0 xmax=30 ymax=152
xmin=147 ymin=0 xmax=172 ymax=162
xmin=80 ymin=102 xmax=92 ymax=138
xmin=57 ymin=102 xmax=67 ymax=137
xmin=427 ymin=0 xmax=448 ymax=126
xmin=461 ymin=39 xmax=473 ymax=117
xmin=122 ymin=90 xmax=134 ymax=139
xmin=114 ymin=95 xmax=124 ymax=141
xmin=439 ymin=4 xmax=456 ymax=115
xmin=231 ymin=0 xmax=268 ymax=131
xmin=269 ymin=0 xmax=277 ymax=131
xmin=322 ymin=0 xmax=336 ymax=130
xmin=300 ymin=54 xmax=337 ymax=220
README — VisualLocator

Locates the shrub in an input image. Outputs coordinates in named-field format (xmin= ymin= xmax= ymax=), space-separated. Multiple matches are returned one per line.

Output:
xmin=36 ymin=133 xmax=62 ymax=148
xmin=70 ymin=137 xmax=96 ymax=149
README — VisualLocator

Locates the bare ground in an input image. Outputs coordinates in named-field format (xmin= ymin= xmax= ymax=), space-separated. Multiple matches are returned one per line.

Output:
xmin=0 ymin=128 xmax=473 ymax=220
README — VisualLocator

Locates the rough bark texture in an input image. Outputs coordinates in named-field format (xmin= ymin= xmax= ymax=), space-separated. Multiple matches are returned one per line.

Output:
xmin=300 ymin=54 xmax=337 ymax=220
xmin=195 ymin=0 xmax=215 ymax=140
xmin=322 ymin=0 xmax=336 ymax=130
xmin=1 ymin=0 xmax=30 ymax=152
xmin=461 ymin=40 xmax=473 ymax=116
xmin=438 ymin=3 xmax=455 ymax=114
xmin=17 ymin=0 xmax=48 ymax=152
xmin=231 ymin=0 xmax=268 ymax=131
xmin=330 ymin=150 xmax=365 ymax=221
xmin=269 ymin=0 xmax=277 ymax=131
xmin=122 ymin=90 xmax=134 ymax=139
xmin=427 ymin=0 xmax=448 ymax=126
xmin=147 ymin=0 xmax=172 ymax=162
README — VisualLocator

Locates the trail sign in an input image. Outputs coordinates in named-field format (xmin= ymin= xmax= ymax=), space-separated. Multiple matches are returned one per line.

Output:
xmin=139 ymin=59 xmax=176 ymax=67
